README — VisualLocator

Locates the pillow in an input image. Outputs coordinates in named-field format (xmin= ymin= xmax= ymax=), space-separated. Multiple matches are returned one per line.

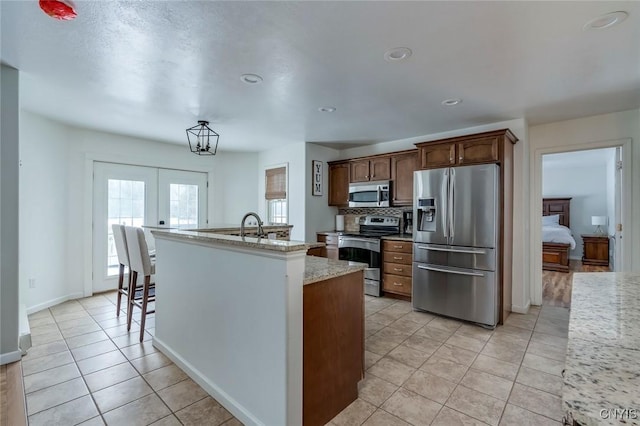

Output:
xmin=542 ymin=214 xmax=560 ymax=226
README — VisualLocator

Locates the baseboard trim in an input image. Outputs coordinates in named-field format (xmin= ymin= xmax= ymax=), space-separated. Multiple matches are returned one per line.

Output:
xmin=511 ymin=301 xmax=531 ymax=314
xmin=0 ymin=350 xmax=22 ymax=365
xmin=152 ymin=337 xmax=262 ymax=426
xmin=26 ymin=292 xmax=84 ymax=315
xmin=4 ymin=361 xmax=27 ymax=425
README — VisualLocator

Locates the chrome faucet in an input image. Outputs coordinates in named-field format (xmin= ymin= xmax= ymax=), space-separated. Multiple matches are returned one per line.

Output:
xmin=240 ymin=212 xmax=265 ymax=238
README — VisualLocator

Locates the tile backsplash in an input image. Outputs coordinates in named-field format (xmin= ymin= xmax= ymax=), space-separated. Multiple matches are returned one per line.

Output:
xmin=338 ymin=207 xmax=411 ymax=232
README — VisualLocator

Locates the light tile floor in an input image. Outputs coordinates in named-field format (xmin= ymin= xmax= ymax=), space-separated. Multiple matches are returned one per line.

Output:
xmin=326 ymin=296 xmax=569 ymax=426
xmin=24 ymin=292 xmax=242 ymax=426
xmin=24 ymin=292 xmax=569 ymax=426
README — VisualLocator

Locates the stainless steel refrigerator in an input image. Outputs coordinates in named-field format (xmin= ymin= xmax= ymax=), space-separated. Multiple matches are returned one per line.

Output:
xmin=412 ymin=164 xmax=499 ymax=327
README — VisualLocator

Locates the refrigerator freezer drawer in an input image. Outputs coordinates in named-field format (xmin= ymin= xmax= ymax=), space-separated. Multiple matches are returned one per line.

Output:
xmin=412 ymin=262 xmax=498 ymax=327
xmin=413 ymin=243 xmax=496 ymax=271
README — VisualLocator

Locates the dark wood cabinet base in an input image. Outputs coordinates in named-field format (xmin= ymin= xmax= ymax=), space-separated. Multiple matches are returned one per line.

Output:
xmin=303 ymin=270 xmax=364 ymax=426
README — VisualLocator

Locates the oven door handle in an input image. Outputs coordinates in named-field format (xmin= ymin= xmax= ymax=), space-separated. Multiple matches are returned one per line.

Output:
xmin=339 ymin=237 xmax=380 ymax=252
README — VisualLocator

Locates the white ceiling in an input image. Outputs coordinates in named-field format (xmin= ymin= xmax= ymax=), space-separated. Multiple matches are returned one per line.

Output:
xmin=2 ymin=1 xmax=639 ymax=152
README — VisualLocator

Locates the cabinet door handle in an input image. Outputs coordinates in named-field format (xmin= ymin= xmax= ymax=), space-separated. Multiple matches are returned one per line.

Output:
xmin=393 ymin=282 xmax=403 ymax=286
xmin=393 ymin=268 xmax=403 ymax=272
xmin=393 ymin=245 xmax=404 ymax=249
xmin=393 ymin=256 xmax=403 ymax=260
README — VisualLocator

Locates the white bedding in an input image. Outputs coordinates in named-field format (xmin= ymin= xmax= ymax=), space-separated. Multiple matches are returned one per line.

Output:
xmin=542 ymin=224 xmax=576 ymax=249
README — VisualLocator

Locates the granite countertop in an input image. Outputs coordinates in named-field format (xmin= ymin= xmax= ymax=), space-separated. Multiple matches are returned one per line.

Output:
xmin=563 ymin=272 xmax=640 ymax=426
xmin=151 ymin=229 xmax=316 ymax=253
xmin=304 ymin=256 xmax=367 ymax=285
xmin=191 ymin=223 xmax=293 ymax=232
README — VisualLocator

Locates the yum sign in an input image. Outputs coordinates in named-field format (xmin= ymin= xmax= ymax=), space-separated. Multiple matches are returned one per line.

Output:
xmin=312 ymin=160 xmax=323 ymax=196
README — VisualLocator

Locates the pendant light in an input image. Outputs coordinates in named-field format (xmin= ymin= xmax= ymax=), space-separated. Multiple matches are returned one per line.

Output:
xmin=186 ymin=120 xmax=219 ymax=156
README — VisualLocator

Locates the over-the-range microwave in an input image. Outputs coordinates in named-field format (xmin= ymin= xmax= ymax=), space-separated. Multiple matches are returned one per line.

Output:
xmin=348 ymin=181 xmax=391 ymax=208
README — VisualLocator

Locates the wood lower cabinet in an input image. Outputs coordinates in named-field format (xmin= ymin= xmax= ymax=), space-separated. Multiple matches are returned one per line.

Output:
xmin=317 ymin=232 xmax=339 ymax=260
xmin=581 ymin=235 xmax=609 ymax=266
xmin=328 ymin=162 xmax=349 ymax=206
xmin=391 ymin=151 xmax=418 ymax=206
xmin=382 ymin=239 xmax=413 ymax=298
xmin=303 ymin=270 xmax=364 ymax=426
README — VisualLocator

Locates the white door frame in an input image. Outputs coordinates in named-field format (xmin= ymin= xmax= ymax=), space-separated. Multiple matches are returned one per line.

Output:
xmin=529 ymin=138 xmax=632 ymax=306
xmin=92 ymin=162 xmax=158 ymax=293
xmin=84 ymin=153 xmax=213 ymax=297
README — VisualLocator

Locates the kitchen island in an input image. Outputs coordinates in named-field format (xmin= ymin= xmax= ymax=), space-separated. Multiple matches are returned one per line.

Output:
xmin=150 ymin=229 xmax=365 ymax=426
xmin=563 ymin=272 xmax=640 ymax=426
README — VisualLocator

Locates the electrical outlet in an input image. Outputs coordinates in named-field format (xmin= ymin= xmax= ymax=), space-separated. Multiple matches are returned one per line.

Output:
xmin=29 ymin=278 xmax=36 ymax=289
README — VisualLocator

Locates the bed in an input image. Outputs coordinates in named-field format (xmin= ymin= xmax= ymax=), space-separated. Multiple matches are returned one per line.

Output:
xmin=542 ymin=198 xmax=575 ymax=273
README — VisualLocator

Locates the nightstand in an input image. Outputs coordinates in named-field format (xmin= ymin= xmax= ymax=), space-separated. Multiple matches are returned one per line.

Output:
xmin=581 ymin=234 xmax=609 ymax=266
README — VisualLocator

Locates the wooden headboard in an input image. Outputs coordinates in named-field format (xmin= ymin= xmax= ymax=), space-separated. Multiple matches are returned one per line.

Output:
xmin=543 ymin=198 xmax=571 ymax=228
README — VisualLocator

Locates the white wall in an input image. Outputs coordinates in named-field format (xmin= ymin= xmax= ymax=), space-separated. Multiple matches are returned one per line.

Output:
xmin=1 ymin=64 xmax=22 ymax=364
xmin=258 ymin=143 xmax=306 ymax=241
xmin=542 ymin=160 xmax=609 ymax=259
xmin=19 ymin=111 xmax=259 ymax=311
xmin=304 ymin=144 xmax=340 ymax=242
xmin=19 ymin=112 xmax=72 ymax=312
xmin=529 ymin=109 xmax=640 ymax=304
xmin=211 ymin=151 xmax=259 ymax=223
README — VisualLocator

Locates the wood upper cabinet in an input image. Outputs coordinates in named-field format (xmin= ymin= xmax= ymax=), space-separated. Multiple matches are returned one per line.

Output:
xmin=391 ymin=151 xmax=417 ymax=206
xmin=350 ymin=160 xmax=370 ymax=183
xmin=419 ymin=142 xmax=456 ymax=169
xmin=328 ymin=161 xmax=350 ymax=207
xmin=350 ymin=157 xmax=391 ymax=183
xmin=416 ymin=129 xmax=515 ymax=170
xmin=457 ymin=136 xmax=499 ymax=165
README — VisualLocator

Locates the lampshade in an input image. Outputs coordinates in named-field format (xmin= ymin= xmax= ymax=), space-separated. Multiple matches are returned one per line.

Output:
xmin=591 ymin=216 xmax=607 ymax=226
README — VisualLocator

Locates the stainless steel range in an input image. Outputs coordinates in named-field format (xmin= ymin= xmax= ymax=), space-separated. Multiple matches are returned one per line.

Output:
xmin=338 ymin=215 xmax=400 ymax=296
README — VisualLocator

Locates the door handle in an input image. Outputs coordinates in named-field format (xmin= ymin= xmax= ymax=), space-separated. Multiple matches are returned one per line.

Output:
xmin=416 ymin=245 xmax=486 ymax=255
xmin=417 ymin=264 xmax=484 ymax=277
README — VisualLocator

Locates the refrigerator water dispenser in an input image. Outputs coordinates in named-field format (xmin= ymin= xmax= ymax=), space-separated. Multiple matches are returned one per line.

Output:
xmin=417 ymin=198 xmax=436 ymax=232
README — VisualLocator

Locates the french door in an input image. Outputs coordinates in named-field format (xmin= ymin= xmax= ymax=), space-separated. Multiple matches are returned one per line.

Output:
xmin=93 ymin=162 xmax=207 ymax=293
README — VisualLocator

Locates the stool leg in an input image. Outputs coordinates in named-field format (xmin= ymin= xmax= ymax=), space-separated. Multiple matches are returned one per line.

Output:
xmin=116 ymin=263 xmax=124 ymax=317
xmin=127 ymin=271 xmax=137 ymax=331
xmin=139 ymin=275 xmax=151 ymax=342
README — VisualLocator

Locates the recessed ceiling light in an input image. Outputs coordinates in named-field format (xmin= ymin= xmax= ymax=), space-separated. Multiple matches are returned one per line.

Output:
xmin=384 ymin=47 xmax=412 ymax=62
xmin=240 ymin=74 xmax=263 ymax=84
xmin=318 ymin=106 xmax=336 ymax=113
xmin=583 ymin=11 xmax=628 ymax=30
xmin=441 ymin=98 xmax=462 ymax=107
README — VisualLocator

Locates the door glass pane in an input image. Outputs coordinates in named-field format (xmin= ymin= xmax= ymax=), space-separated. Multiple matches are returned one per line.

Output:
xmin=169 ymin=183 xmax=199 ymax=228
xmin=107 ymin=179 xmax=145 ymax=276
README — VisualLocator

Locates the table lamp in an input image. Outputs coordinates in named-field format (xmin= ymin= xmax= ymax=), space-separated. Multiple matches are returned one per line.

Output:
xmin=591 ymin=216 xmax=607 ymax=235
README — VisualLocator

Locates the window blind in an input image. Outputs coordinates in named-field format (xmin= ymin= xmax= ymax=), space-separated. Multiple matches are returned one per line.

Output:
xmin=265 ymin=167 xmax=286 ymax=200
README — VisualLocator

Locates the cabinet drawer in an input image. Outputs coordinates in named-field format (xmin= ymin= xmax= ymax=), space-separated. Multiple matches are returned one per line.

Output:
xmin=383 ymin=262 xmax=411 ymax=277
xmin=385 ymin=252 xmax=412 ymax=264
xmin=383 ymin=274 xmax=412 ymax=296
xmin=317 ymin=233 xmax=339 ymax=246
xmin=383 ymin=240 xmax=412 ymax=253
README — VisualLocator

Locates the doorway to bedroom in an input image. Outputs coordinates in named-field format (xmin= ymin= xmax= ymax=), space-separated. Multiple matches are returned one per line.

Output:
xmin=541 ymin=147 xmax=622 ymax=307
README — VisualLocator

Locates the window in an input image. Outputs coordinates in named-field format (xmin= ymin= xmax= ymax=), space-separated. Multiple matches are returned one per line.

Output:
xmin=169 ymin=183 xmax=199 ymax=228
xmin=265 ymin=166 xmax=287 ymax=224
xmin=107 ymin=179 xmax=145 ymax=276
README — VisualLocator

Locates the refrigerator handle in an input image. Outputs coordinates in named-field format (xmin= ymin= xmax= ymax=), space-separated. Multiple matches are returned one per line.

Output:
xmin=417 ymin=264 xmax=485 ymax=277
xmin=441 ymin=169 xmax=448 ymax=240
xmin=449 ymin=168 xmax=455 ymax=242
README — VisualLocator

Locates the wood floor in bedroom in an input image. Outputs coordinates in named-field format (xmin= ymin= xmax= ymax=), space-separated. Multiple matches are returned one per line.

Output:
xmin=542 ymin=260 xmax=610 ymax=308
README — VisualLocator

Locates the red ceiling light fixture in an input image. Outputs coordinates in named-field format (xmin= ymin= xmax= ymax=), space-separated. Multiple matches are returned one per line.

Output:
xmin=39 ymin=0 xmax=77 ymax=20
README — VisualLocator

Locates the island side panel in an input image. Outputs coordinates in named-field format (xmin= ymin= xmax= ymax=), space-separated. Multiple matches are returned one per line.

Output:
xmin=303 ymin=270 xmax=364 ymax=426
xmin=152 ymin=236 xmax=305 ymax=426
